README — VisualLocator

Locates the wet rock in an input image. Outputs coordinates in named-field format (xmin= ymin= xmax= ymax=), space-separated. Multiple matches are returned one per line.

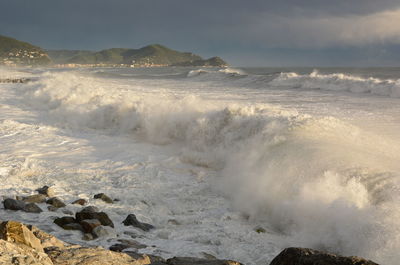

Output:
xmin=48 ymin=205 xmax=58 ymax=211
xmin=80 ymin=219 xmax=102 ymax=233
xmin=22 ymin=194 xmax=47 ymax=203
xmin=80 ymin=206 xmax=99 ymax=213
xmin=72 ymin=198 xmax=87 ymax=205
xmin=269 ymin=247 xmax=379 ymax=265
xmin=94 ymin=193 xmax=113 ymax=203
xmin=63 ymin=223 xmax=84 ymax=231
xmin=110 ymin=240 xmax=146 ymax=252
xmin=3 ymin=198 xmax=25 ymax=211
xmin=46 ymin=245 xmax=150 ymax=265
xmin=54 ymin=216 xmax=76 ymax=229
xmin=117 ymin=239 xmax=147 ymax=249
xmin=166 ymin=257 xmax=242 ymax=265
xmin=23 ymin=203 xmax=43 ymax=213
xmin=92 ymin=225 xmax=116 ymax=238
xmin=0 ymin=220 xmax=44 ymax=253
xmin=46 ymin=197 xmax=66 ymax=208
xmin=254 ymin=226 xmax=266 ymax=233
xmin=167 ymin=219 xmax=180 ymax=225
xmin=82 ymin=233 xmax=94 ymax=241
xmin=36 ymin=185 xmax=55 ymax=197
xmin=122 ymin=214 xmax=154 ymax=231
xmin=76 ymin=211 xmax=114 ymax=228
xmin=62 ymin=209 xmax=74 ymax=215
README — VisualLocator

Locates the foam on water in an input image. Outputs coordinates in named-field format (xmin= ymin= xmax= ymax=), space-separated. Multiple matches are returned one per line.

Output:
xmin=1 ymin=68 xmax=400 ymax=264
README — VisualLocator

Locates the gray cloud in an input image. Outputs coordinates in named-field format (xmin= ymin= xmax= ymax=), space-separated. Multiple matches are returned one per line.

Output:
xmin=1 ymin=0 xmax=400 ymax=65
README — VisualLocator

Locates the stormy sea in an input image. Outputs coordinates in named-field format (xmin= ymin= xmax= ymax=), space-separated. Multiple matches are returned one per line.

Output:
xmin=0 ymin=66 xmax=399 ymax=265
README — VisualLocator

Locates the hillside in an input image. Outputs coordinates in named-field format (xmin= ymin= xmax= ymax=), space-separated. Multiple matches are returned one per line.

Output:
xmin=0 ymin=35 xmax=51 ymax=66
xmin=46 ymin=50 xmax=93 ymax=64
xmin=50 ymin=44 xmax=227 ymax=67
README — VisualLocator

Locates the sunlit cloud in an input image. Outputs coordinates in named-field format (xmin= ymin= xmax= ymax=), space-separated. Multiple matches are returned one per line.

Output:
xmin=238 ymin=8 xmax=400 ymax=48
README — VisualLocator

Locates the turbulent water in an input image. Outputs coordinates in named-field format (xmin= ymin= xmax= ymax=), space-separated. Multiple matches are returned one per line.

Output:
xmin=1 ymin=66 xmax=400 ymax=264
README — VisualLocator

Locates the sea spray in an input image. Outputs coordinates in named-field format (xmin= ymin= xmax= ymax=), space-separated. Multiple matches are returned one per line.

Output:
xmin=15 ymin=70 xmax=400 ymax=264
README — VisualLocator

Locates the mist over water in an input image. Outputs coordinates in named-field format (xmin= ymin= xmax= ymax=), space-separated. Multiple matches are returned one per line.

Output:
xmin=1 ymin=66 xmax=400 ymax=264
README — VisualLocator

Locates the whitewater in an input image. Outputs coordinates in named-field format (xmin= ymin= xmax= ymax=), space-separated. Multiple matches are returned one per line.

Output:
xmin=1 ymin=66 xmax=400 ymax=264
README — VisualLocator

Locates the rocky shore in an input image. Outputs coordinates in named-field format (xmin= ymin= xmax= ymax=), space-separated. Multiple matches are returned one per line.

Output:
xmin=0 ymin=185 xmax=380 ymax=265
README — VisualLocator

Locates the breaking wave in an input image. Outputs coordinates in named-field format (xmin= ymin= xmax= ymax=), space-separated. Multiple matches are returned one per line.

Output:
xmin=186 ymin=68 xmax=400 ymax=98
xmin=269 ymin=70 xmax=400 ymax=97
xmin=16 ymin=71 xmax=400 ymax=264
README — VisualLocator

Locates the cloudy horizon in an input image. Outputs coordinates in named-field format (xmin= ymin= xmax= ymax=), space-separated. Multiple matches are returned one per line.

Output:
xmin=2 ymin=0 xmax=400 ymax=66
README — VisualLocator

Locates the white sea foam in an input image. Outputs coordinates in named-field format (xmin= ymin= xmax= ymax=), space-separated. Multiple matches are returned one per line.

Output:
xmin=2 ymin=68 xmax=400 ymax=264
xmin=270 ymin=70 xmax=400 ymax=97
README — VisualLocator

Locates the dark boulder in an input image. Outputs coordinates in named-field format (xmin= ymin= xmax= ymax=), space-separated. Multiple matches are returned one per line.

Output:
xmin=269 ymin=248 xmax=379 ymax=265
xmin=122 ymin=214 xmax=154 ymax=231
xmin=36 ymin=186 xmax=55 ymax=197
xmin=166 ymin=257 xmax=242 ymax=265
xmin=79 ymin=219 xmax=102 ymax=233
xmin=54 ymin=216 xmax=76 ymax=228
xmin=72 ymin=199 xmax=87 ymax=206
xmin=3 ymin=198 xmax=26 ymax=211
xmin=94 ymin=193 xmax=113 ymax=204
xmin=79 ymin=206 xmax=99 ymax=213
xmin=46 ymin=197 xmax=66 ymax=208
xmin=76 ymin=211 xmax=114 ymax=228
xmin=23 ymin=203 xmax=43 ymax=213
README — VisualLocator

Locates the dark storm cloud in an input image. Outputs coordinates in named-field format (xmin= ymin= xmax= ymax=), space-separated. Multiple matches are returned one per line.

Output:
xmin=1 ymin=0 xmax=400 ymax=66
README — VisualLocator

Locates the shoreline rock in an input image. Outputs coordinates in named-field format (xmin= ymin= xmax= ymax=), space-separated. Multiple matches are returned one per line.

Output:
xmin=269 ymin=247 xmax=379 ymax=265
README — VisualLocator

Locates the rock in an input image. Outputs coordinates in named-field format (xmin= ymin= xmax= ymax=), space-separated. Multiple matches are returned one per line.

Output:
xmin=80 ymin=206 xmax=99 ymax=213
xmin=122 ymin=214 xmax=154 ymax=231
xmin=166 ymin=257 xmax=242 ymax=265
xmin=46 ymin=197 xmax=66 ymax=208
xmin=63 ymin=223 xmax=84 ymax=232
xmin=110 ymin=240 xmax=146 ymax=252
xmin=22 ymin=194 xmax=47 ymax=203
xmin=0 ymin=220 xmax=44 ymax=253
xmin=94 ymin=193 xmax=114 ymax=203
xmin=254 ymin=226 xmax=266 ymax=233
xmin=167 ymin=219 xmax=180 ymax=225
xmin=80 ymin=219 xmax=102 ymax=233
xmin=92 ymin=225 xmax=116 ymax=238
xmin=36 ymin=185 xmax=55 ymax=197
xmin=48 ymin=205 xmax=58 ymax=211
xmin=82 ymin=233 xmax=94 ymax=241
xmin=27 ymin=225 xmax=66 ymax=249
xmin=117 ymin=239 xmax=147 ymax=249
xmin=72 ymin=199 xmax=87 ymax=205
xmin=46 ymin=246 xmax=151 ymax=265
xmin=76 ymin=211 xmax=114 ymax=228
xmin=23 ymin=203 xmax=43 ymax=213
xmin=0 ymin=240 xmax=53 ymax=265
xmin=54 ymin=216 xmax=76 ymax=229
xmin=3 ymin=198 xmax=25 ymax=211
xmin=269 ymin=248 xmax=379 ymax=265
xmin=62 ymin=209 xmax=74 ymax=215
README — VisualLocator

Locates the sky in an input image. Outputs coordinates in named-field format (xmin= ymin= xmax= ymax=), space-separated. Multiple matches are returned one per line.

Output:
xmin=1 ymin=0 xmax=400 ymax=66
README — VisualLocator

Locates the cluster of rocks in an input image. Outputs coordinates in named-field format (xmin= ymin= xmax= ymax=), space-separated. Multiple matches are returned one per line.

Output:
xmin=0 ymin=185 xmax=380 ymax=265
xmin=0 ymin=78 xmax=30 ymax=83
xmin=2 ymin=186 xmax=154 ymax=242
xmin=0 ymin=220 xmax=242 ymax=265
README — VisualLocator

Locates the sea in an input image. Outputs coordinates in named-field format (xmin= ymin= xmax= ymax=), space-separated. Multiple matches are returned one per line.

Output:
xmin=0 ymin=66 xmax=399 ymax=264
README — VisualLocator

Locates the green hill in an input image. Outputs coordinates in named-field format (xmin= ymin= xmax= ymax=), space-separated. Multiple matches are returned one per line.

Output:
xmin=52 ymin=44 xmax=227 ymax=67
xmin=46 ymin=50 xmax=93 ymax=64
xmin=0 ymin=35 xmax=51 ymax=66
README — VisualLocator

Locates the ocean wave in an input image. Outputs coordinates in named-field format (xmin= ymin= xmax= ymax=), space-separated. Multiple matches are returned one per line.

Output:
xmin=269 ymin=70 xmax=400 ymax=97
xmin=187 ymin=67 xmax=247 ymax=79
xmin=17 ymin=71 xmax=400 ymax=264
